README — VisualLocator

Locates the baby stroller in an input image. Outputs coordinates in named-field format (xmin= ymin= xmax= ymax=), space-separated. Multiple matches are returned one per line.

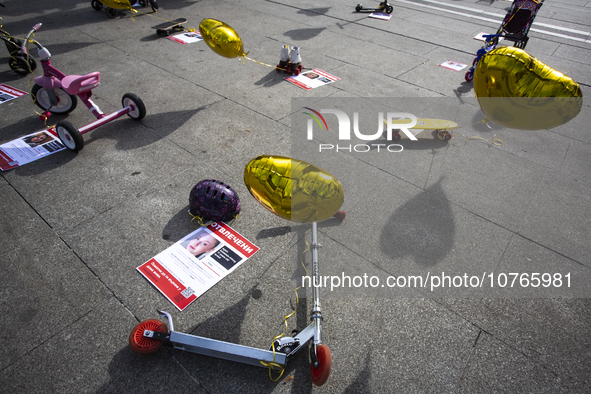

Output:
xmin=465 ymin=0 xmax=544 ymax=82
xmin=1 ymin=25 xmax=37 ymax=75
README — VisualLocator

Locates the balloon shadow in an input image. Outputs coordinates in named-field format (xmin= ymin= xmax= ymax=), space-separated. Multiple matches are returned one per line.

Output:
xmin=283 ymin=27 xmax=326 ymax=41
xmin=343 ymin=353 xmax=372 ymax=394
xmin=161 ymin=205 xmax=193 ymax=243
xmin=379 ymin=178 xmax=455 ymax=267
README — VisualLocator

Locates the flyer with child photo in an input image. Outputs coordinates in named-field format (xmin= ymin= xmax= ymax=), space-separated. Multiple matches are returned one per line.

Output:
xmin=285 ymin=69 xmax=340 ymax=90
xmin=0 ymin=127 xmax=66 ymax=171
xmin=137 ymin=222 xmax=259 ymax=311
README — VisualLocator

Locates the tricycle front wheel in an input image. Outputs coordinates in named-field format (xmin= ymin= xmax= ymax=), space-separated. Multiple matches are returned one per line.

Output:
xmin=56 ymin=121 xmax=84 ymax=152
xmin=122 ymin=93 xmax=146 ymax=120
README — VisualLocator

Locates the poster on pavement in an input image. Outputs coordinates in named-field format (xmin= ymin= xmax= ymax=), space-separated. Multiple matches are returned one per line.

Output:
xmin=285 ymin=69 xmax=340 ymax=90
xmin=137 ymin=221 xmax=259 ymax=311
xmin=0 ymin=83 xmax=28 ymax=104
xmin=0 ymin=128 xmax=66 ymax=171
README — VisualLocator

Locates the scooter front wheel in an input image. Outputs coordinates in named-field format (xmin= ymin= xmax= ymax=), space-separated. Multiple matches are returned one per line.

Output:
xmin=129 ymin=319 xmax=169 ymax=354
xmin=32 ymin=84 xmax=78 ymax=114
xmin=310 ymin=344 xmax=332 ymax=386
xmin=56 ymin=121 xmax=84 ymax=152
xmin=122 ymin=93 xmax=146 ymax=120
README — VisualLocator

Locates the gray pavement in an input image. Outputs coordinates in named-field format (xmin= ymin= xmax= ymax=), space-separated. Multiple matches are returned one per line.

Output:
xmin=1 ymin=0 xmax=590 ymax=392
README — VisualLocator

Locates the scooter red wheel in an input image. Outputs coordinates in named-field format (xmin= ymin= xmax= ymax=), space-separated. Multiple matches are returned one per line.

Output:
xmin=310 ymin=344 xmax=332 ymax=386
xmin=129 ymin=319 xmax=168 ymax=354
xmin=333 ymin=210 xmax=346 ymax=220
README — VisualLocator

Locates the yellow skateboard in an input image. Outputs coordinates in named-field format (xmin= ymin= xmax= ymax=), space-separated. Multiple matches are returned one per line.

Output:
xmin=385 ymin=118 xmax=457 ymax=141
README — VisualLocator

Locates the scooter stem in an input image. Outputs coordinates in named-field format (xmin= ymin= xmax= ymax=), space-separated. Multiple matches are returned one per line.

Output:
xmin=311 ymin=221 xmax=322 ymax=345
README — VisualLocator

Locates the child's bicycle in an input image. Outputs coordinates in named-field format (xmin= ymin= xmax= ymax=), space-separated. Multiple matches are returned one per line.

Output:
xmin=1 ymin=25 xmax=37 ymax=75
xmin=22 ymin=23 xmax=146 ymax=152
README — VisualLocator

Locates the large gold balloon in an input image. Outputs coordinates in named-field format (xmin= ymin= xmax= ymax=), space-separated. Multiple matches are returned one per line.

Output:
xmin=199 ymin=19 xmax=246 ymax=59
xmin=474 ymin=46 xmax=582 ymax=130
xmin=244 ymin=155 xmax=344 ymax=223
xmin=100 ymin=0 xmax=133 ymax=10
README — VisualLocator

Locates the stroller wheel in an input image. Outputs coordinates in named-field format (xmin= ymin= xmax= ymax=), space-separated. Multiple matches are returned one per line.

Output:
xmin=106 ymin=7 xmax=117 ymax=18
xmin=465 ymin=70 xmax=474 ymax=82
xmin=91 ymin=0 xmax=103 ymax=10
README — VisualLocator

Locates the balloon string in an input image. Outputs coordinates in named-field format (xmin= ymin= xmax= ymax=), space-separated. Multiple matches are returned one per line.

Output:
xmin=188 ymin=212 xmax=214 ymax=228
xmin=447 ymin=118 xmax=503 ymax=146
xmin=241 ymin=55 xmax=307 ymax=72
xmin=242 ymin=55 xmax=277 ymax=68
xmin=260 ymin=228 xmax=311 ymax=381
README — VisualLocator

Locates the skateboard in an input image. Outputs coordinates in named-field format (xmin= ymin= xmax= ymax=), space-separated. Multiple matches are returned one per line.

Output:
xmin=152 ymin=18 xmax=187 ymax=36
xmin=385 ymin=118 xmax=457 ymax=141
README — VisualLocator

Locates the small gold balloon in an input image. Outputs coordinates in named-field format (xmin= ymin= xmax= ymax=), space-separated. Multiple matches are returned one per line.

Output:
xmin=474 ymin=47 xmax=582 ymax=130
xmin=199 ymin=19 xmax=246 ymax=59
xmin=244 ymin=155 xmax=344 ymax=223
xmin=100 ymin=0 xmax=133 ymax=9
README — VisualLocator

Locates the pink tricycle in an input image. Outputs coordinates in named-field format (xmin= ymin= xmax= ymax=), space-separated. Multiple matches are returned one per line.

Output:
xmin=24 ymin=23 xmax=146 ymax=152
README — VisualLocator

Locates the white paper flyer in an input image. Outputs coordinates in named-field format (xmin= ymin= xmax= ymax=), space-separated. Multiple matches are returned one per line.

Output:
xmin=0 ymin=83 xmax=28 ymax=104
xmin=285 ymin=69 xmax=340 ymax=90
xmin=439 ymin=60 xmax=467 ymax=72
xmin=369 ymin=12 xmax=392 ymax=20
xmin=168 ymin=31 xmax=203 ymax=45
xmin=0 ymin=128 xmax=66 ymax=171
xmin=137 ymin=222 xmax=259 ymax=311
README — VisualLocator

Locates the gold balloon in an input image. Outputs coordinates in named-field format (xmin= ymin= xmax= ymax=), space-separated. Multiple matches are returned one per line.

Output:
xmin=244 ymin=155 xmax=344 ymax=223
xmin=199 ymin=19 xmax=246 ymax=59
xmin=474 ymin=46 xmax=582 ymax=130
xmin=100 ymin=0 xmax=133 ymax=10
